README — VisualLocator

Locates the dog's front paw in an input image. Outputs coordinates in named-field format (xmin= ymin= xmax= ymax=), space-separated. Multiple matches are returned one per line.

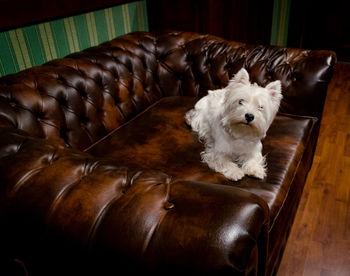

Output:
xmin=222 ymin=166 xmax=245 ymax=181
xmin=242 ymin=162 xmax=266 ymax=179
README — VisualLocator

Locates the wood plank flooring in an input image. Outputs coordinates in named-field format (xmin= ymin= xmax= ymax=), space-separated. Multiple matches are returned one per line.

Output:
xmin=277 ymin=63 xmax=350 ymax=275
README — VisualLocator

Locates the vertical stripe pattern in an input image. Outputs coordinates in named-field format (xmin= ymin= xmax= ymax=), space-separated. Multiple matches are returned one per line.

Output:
xmin=38 ymin=23 xmax=58 ymax=61
xmin=270 ymin=0 xmax=291 ymax=47
xmin=0 ymin=0 xmax=149 ymax=77
xmin=64 ymin=17 xmax=80 ymax=53
xmin=105 ymin=8 xmax=116 ymax=40
xmin=122 ymin=5 xmax=132 ymax=34
xmin=86 ymin=12 xmax=99 ymax=46
xmin=8 ymin=29 xmax=32 ymax=71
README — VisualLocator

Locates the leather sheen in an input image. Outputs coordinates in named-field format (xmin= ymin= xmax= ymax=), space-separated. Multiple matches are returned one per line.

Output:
xmin=0 ymin=31 xmax=336 ymax=275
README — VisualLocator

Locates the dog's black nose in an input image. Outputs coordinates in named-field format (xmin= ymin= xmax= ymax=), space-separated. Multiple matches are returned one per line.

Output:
xmin=245 ymin=113 xmax=254 ymax=123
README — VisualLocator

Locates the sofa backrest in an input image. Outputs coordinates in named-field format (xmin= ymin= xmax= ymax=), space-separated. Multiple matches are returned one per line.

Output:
xmin=147 ymin=31 xmax=336 ymax=117
xmin=0 ymin=31 xmax=336 ymax=150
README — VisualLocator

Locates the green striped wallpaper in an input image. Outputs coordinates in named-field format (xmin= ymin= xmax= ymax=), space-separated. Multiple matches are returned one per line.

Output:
xmin=0 ymin=0 xmax=148 ymax=76
xmin=270 ymin=0 xmax=291 ymax=47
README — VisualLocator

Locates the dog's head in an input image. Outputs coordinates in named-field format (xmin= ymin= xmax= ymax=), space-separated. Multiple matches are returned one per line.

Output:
xmin=220 ymin=68 xmax=282 ymax=139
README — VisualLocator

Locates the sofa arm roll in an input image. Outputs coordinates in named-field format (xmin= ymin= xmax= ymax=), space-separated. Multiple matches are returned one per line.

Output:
xmin=91 ymin=179 xmax=269 ymax=275
xmin=0 ymin=128 xmax=269 ymax=275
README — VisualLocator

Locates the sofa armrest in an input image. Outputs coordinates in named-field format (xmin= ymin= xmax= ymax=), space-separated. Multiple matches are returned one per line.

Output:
xmin=0 ymin=128 xmax=269 ymax=275
xmin=91 ymin=179 xmax=269 ymax=275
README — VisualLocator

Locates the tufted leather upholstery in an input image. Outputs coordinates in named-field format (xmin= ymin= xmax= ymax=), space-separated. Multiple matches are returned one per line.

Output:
xmin=0 ymin=31 xmax=335 ymax=275
xmin=0 ymin=31 xmax=335 ymax=150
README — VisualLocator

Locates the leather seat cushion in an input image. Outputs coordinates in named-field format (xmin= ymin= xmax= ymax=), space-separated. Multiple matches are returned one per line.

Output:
xmin=87 ymin=96 xmax=317 ymax=230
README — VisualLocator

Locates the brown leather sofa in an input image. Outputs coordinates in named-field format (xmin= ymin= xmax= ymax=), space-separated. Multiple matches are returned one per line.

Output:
xmin=0 ymin=31 xmax=336 ymax=275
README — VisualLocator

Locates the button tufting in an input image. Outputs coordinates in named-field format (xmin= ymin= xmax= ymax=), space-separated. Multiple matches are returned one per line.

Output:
xmin=36 ymin=111 xmax=45 ymax=119
xmin=58 ymin=98 xmax=68 ymax=106
xmin=0 ymin=31 xmax=335 ymax=155
xmin=79 ymin=116 xmax=89 ymax=124
xmin=164 ymin=201 xmax=174 ymax=210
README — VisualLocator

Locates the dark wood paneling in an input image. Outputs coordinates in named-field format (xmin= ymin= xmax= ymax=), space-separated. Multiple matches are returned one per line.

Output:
xmin=0 ymin=0 xmax=134 ymax=31
xmin=288 ymin=0 xmax=350 ymax=63
xmin=146 ymin=0 xmax=274 ymax=45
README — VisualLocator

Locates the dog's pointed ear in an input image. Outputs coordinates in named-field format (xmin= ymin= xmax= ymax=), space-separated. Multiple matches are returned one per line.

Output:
xmin=230 ymin=68 xmax=250 ymax=86
xmin=266 ymin=80 xmax=282 ymax=101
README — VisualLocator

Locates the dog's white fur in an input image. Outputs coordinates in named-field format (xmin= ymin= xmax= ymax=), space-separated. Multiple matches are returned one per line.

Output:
xmin=185 ymin=68 xmax=282 ymax=181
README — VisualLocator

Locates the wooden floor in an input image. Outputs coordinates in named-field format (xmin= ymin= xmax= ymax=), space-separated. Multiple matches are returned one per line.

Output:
xmin=277 ymin=63 xmax=350 ymax=275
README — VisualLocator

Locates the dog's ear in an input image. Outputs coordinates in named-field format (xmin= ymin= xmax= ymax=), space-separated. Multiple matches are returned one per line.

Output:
xmin=266 ymin=80 xmax=282 ymax=102
xmin=230 ymin=68 xmax=250 ymax=86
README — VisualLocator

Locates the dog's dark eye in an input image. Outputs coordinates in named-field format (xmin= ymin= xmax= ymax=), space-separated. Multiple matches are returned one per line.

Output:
xmin=238 ymin=99 xmax=244 ymax=105
xmin=258 ymin=105 xmax=264 ymax=111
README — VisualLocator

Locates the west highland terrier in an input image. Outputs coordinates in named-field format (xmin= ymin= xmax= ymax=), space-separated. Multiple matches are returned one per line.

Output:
xmin=185 ymin=68 xmax=282 ymax=181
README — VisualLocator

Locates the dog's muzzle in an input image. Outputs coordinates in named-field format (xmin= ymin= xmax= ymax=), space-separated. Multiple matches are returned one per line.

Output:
xmin=245 ymin=113 xmax=254 ymax=124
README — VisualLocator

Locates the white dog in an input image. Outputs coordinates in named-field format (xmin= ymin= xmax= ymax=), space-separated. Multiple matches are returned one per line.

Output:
xmin=185 ymin=68 xmax=282 ymax=181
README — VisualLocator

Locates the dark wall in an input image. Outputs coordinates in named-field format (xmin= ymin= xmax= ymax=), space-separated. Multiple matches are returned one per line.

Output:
xmin=147 ymin=0 xmax=349 ymax=63
xmin=288 ymin=0 xmax=350 ymax=63
xmin=146 ymin=0 xmax=274 ymax=45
